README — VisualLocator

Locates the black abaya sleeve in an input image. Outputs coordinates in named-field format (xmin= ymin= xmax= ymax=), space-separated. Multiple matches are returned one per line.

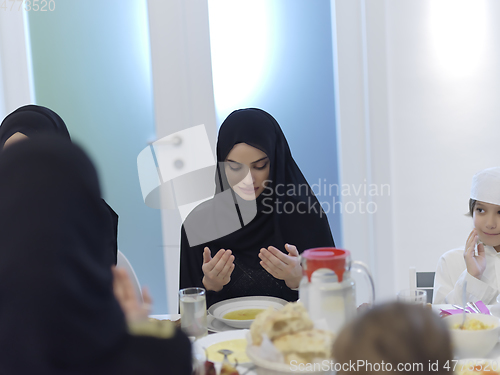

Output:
xmin=102 ymin=199 xmax=119 ymax=265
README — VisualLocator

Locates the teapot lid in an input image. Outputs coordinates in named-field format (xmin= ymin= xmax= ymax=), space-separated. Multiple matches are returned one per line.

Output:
xmin=301 ymin=248 xmax=350 ymax=282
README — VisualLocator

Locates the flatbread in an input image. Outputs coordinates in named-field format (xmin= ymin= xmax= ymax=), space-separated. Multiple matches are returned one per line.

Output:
xmin=250 ymin=302 xmax=313 ymax=345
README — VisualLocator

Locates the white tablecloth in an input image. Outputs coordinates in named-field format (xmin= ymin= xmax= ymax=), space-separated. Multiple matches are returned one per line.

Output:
xmin=149 ymin=314 xmax=180 ymax=321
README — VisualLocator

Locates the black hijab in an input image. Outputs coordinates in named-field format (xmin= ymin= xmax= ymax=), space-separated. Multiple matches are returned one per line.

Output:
xmin=0 ymin=105 xmax=119 ymax=264
xmin=0 ymin=137 xmax=125 ymax=372
xmin=0 ymin=104 xmax=71 ymax=148
xmin=0 ymin=138 xmax=192 ymax=375
xmin=180 ymin=108 xmax=334 ymax=306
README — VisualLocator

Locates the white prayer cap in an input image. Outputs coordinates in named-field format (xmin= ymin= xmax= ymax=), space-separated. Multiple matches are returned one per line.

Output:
xmin=470 ymin=167 xmax=500 ymax=205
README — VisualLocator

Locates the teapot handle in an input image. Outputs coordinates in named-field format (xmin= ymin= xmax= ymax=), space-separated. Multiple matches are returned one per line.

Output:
xmin=351 ymin=260 xmax=376 ymax=304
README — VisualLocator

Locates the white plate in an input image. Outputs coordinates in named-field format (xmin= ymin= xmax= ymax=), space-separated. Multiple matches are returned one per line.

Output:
xmin=193 ymin=329 xmax=250 ymax=364
xmin=207 ymin=314 xmax=235 ymax=333
xmin=208 ymin=296 xmax=288 ymax=329
xmin=147 ymin=313 xmax=250 ymax=333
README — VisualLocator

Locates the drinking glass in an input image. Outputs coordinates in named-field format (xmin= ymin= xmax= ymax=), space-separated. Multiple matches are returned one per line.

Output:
xmin=397 ymin=289 xmax=427 ymax=306
xmin=179 ymin=287 xmax=208 ymax=339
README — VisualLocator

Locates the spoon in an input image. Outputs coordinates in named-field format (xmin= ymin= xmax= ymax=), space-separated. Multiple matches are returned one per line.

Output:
xmin=218 ymin=349 xmax=234 ymax=364
xmin=452 ymin=304 xmax=470 ymax=312
xmin=471 ymin=301 xmax=491 ymax=315
xmin=467 ymin=302 xmax=481 ymax=314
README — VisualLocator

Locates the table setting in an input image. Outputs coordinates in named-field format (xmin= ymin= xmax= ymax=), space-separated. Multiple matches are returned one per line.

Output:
xmin=151 ymin=247 xmax=500 ymax=375
xmin=149 ymin=248 xmax=373 ymax=374
xmin=152 ymin=299 xmax=500 ymax=375
xmin=185 ymin=293 xmax=300 ymax=375
xmin=151 ymin=295 xmax=289 ymax=375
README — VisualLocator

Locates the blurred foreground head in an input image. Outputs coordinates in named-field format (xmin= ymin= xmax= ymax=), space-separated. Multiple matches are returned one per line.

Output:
xmin=0 ymin=136 xmax=125 ymax=372
xmin=333 ymin=302 xmax=453 ymax=375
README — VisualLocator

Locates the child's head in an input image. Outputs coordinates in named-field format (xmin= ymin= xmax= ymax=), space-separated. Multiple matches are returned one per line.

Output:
xmin=333 ymin=303 xmax=452 ymax=375
xmin=469 ymin=168 xmax=500 ymax=248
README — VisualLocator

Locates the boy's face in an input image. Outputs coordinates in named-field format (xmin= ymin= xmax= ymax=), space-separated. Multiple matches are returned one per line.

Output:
xmin=473 ymin=201 xmax=500 ymax=247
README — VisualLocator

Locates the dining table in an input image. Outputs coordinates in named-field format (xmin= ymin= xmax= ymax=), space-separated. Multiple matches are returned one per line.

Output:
xmin=150 ymin=304 xmax=500 ymax=374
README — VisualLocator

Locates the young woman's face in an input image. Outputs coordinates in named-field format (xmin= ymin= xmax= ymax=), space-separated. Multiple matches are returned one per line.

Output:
xmin=224 ymin=143 xmax=270 ymax=200
xmin=473 ymin=201 xmax=500 ymax=247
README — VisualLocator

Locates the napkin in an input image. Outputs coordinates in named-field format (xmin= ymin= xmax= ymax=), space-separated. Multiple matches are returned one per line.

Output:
xmin=474 ymin=301 xmax=491 ymax=314
xmin=440 ymin=301 xmax=491 ymax=315
xmin=439 ymin=308 xmax=473 ymax=316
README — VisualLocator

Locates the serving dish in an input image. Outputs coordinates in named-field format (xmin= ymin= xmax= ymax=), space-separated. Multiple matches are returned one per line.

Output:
xmin=208 ymin=296 xmax=288 ymax=329
xmin=443 ymin=314 xmax=500 ymax=358
xmin=246 ymin=345 xmax=334 ymax=375
xmin=193 ymin=329 xmax=251 ymax=364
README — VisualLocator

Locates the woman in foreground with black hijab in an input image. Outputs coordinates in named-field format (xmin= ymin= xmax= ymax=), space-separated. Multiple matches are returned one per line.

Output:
xmin=0 ymin=104 xmax=119 ymax=264
xmin=180 ymin=108 xmax=335 ymax=307
xmin=0 ymin=137 xmax=191 ymax=375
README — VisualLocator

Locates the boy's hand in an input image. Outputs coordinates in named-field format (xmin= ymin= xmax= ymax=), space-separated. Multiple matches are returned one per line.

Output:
xmin=464 ymin=229 xmax=486 ymax=279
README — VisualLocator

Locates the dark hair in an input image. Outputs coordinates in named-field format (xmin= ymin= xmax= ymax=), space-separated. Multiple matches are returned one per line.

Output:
xmin=333 ymin=302 xmax=453 ymax=375
xmin=468 ymin=198 xmax=477 ymax=217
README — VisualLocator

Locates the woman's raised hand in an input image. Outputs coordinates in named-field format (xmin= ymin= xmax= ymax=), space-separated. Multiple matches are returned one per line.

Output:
xmin=259 ymin=244 xmax=302 ymax=289
xmin=112 ymin=267 xmax=153 ymax=323
xmin=202 ymin=247 xmax=235 ymax=292
xmin=464 ymin=229 xmax=486 ymax=279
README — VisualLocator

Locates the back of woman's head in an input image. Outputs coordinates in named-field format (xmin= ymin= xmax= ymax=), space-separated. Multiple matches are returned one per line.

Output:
xmin=333 ymin=302 xmax=453 ymax=375
xmin=0 ymin=136 xmax=125 ymax=372
xmin=0 ymin=105 xmax=71 ymax=149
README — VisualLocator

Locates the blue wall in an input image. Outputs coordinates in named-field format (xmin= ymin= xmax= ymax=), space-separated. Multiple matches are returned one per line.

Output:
xmin=208 ymin=0 xmax=342 ymax=246
xmin=27 ymin=0 xmax=167 ymax=312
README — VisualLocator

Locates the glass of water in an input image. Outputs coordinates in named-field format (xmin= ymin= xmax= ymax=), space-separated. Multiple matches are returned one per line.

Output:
xmin=397 ymin=289 xmax=427 ymax=306
xmin=179 ymin=287 xmax=207 ymax=340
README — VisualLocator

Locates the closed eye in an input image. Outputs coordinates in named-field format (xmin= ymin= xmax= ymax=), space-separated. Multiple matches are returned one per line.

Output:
xmin=254 ymin=162 xmax=268 ymax=170
xmin=229 ymin=164 xmax=242 ymax=171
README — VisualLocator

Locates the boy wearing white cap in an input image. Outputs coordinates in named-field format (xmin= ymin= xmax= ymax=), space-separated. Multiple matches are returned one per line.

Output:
xmin=434 ymin=167 xmax=500 ymax=304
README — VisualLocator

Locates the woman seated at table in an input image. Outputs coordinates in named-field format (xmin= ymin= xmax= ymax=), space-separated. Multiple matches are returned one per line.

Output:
xmin=180 ymin=108 xmax=335 ymax=307
xmin=0 ymin=137 xmax=191 ymax=375
xmin=0 ymin=104 xmax=119 ymax=265
xmin=333 ymin=302 xmax=453 ymax=375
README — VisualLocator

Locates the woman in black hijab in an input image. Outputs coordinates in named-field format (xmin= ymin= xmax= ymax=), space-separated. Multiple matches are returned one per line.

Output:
xmin=180 ymin=108 xmax=335 ymax=307
xmin=0 ymin=104 xmax=70 ymax=147
xmin=0 ymin=104 xmax=119 ymax=265
xmin=0 ymin=137 xmax=191 ymax=375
